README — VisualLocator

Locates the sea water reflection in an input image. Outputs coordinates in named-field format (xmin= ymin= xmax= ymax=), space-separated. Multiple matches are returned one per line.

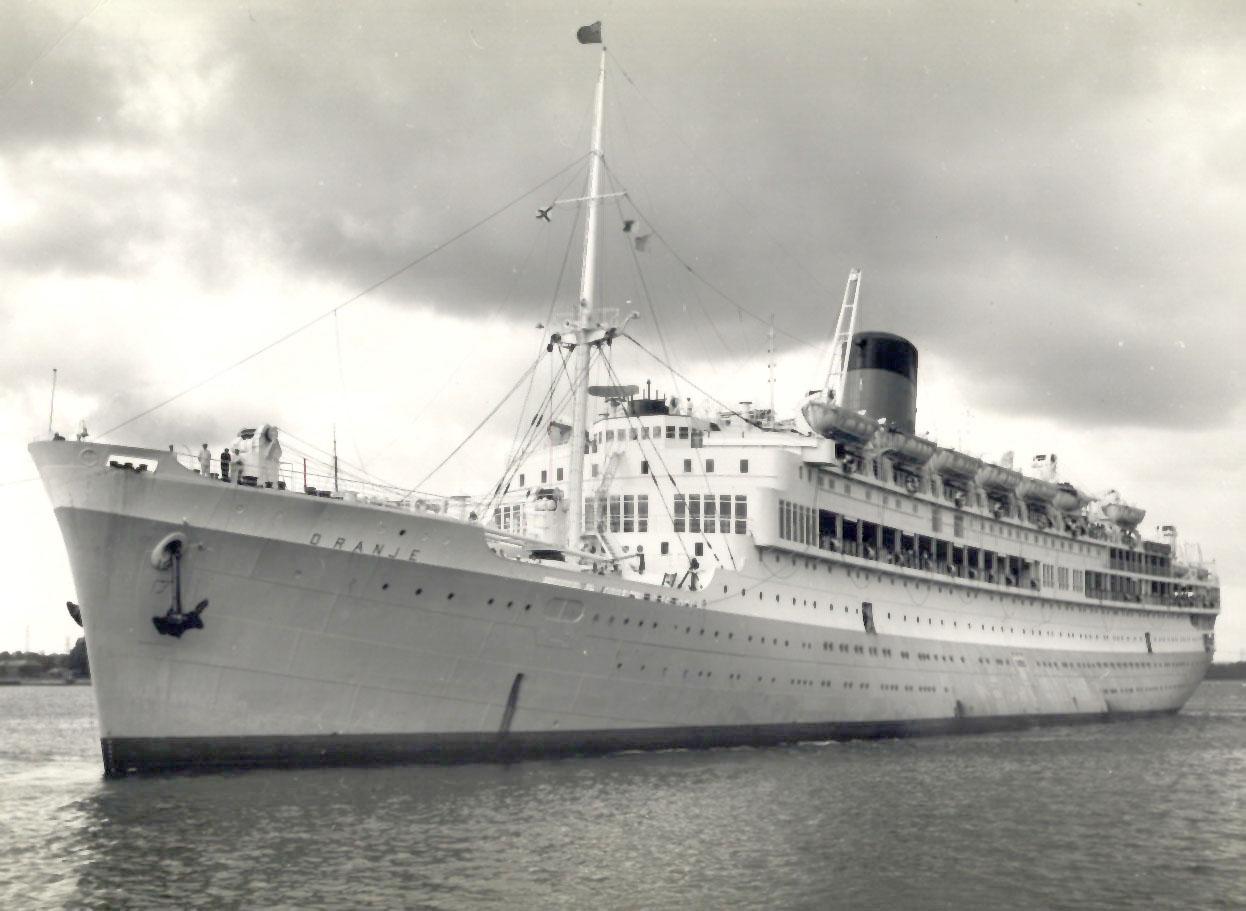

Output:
xmin=3 ymin=684 xmax=1245 ymax=909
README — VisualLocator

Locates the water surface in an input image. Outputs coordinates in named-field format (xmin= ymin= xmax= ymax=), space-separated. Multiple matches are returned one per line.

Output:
xmin=2 ymin=683 xmax=1244 ymax=909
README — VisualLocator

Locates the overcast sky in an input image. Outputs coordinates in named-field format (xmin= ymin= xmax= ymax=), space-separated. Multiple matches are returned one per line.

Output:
xmin=1 ymin=0 xmax=1242 ymax=657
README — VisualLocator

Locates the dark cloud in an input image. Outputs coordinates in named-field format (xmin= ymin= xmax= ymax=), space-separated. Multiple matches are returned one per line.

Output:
xmin=3 ymin=0 xmax=1244 ymax=430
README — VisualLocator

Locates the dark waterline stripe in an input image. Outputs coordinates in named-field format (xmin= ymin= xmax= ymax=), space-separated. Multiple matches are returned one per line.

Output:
xmin=102 ymin=708 xmax=1179 ymax=777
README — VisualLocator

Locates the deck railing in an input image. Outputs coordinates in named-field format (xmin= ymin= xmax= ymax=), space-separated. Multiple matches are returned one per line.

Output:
xmin=174 ymin=454 xmax=459 ymax=515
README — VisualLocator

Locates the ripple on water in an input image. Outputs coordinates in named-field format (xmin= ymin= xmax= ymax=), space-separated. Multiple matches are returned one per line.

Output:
xmin=1 ymin=683 xmax=1245 ymax=910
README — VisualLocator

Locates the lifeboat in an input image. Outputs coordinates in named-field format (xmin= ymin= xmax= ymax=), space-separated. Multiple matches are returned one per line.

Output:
xmin=976 ymin=463 xmax=1022 ymax=491
xmin=1052 ymin=482 xmax=1092 ymax=513
xmin=874 ymin=429 xmax=937 ymax=465
xmin=1016 ymin=476 xmax=1059 ymax=503
xmin=1103 ymin=502 xmax=1146 ymax=528
xmin=931 ymin=447 xmax=982 ymax=478
xmin=802 ymin=400 xmax=877 ymax=446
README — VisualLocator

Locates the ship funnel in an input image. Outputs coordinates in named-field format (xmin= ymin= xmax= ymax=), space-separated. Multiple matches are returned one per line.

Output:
xmin=841 ymin=332 xmax=918 ymax=435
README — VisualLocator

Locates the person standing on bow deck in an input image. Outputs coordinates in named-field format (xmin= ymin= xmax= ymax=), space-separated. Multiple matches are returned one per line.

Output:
xmin=198 ymin=443 xmax=211 ymax=479
xmin=257 ymin=425 xmax=282 ymax=488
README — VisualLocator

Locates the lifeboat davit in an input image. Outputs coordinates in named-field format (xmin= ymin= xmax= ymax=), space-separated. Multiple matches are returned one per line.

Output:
xmin=802 ymin=400 xmax=877 ymax=447
xmin=1016 ymin=476 xmax=1060 ymax=503
xmin=931 ymin=447 xmax=982 ymax=478
xmin=1103 ymin=502 xmax=1146 ymax=528
xmin=976 ymin=463 xmax=1022 ymax=491
xmin=1052 ymin=483 xmax=1092 ymax=513
xmin=874 ymin=429 xmax=937 ymax=465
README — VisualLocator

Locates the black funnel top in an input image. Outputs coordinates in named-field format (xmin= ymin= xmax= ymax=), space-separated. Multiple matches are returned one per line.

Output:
xmin=848 ymin=332 xmax=918 ymax=383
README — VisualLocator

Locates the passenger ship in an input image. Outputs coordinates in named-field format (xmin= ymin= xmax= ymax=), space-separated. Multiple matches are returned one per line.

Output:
xmin=30 ymin=29 xmax=1219 ymax=775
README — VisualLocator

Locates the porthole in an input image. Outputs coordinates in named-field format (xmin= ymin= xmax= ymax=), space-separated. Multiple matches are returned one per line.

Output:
xmin=415 ymin=588 xmax=423 ymax=596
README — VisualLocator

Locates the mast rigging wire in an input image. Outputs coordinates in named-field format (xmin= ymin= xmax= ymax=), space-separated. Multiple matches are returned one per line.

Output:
xmin=599 ymin=355 xmax=734 ymax=571
xmin=623 ymin=333 xmax=767 ymax=431
xmin=604 ymin=47 xmax=836 ymax=302
xmin=1 ymin=0 xmax=110 ymax=99
xmin=480 ymin=367 xmax=578 ymax=521
xmin=397 ymin=354 xmax=544 ymax=499
xmin=598 ymin=159 xmax=820 ymax=356
xmin=506 ymin=161 xmax=592 ymax=469
xmin=98 ymin=153 xmax=591 ymax=440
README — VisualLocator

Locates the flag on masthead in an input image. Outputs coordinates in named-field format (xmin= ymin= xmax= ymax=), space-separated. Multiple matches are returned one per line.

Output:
xmin=577 ymin=21 xmax=602 ymax=44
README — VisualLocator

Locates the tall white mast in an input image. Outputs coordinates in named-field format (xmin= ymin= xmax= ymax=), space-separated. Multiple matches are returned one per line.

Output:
xmin=766 ymin=316 xmax=776 ymax=425
xmin=565 ymin=47 xmax=607 ymax=551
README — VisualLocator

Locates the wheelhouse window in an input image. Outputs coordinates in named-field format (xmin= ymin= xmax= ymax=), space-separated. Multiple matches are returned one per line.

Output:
xmin=493 ymin=503 xmax=525 ymax=534
xmin=673 ymin=493 xmax=746 ymax=534
xmin=585 ymin=494 xmax=649 ymax=533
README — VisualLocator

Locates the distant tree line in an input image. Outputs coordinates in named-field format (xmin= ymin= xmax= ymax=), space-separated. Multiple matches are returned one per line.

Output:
xmin=0 ymin=637 xmax=89 ymax=679
xmin=1205 ymin=661 xmax=1246 ymax=681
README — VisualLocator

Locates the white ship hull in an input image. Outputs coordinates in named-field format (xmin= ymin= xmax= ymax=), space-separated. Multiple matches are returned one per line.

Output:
xmin=33 ymin=441 xmax=1211 ymax=776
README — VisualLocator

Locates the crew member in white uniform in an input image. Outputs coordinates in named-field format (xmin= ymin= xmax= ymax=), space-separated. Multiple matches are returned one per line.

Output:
xmin=198 ymin=443 xmax=211 ymax=479
xmin=257 ymin=425 xmax=282 ymax=487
